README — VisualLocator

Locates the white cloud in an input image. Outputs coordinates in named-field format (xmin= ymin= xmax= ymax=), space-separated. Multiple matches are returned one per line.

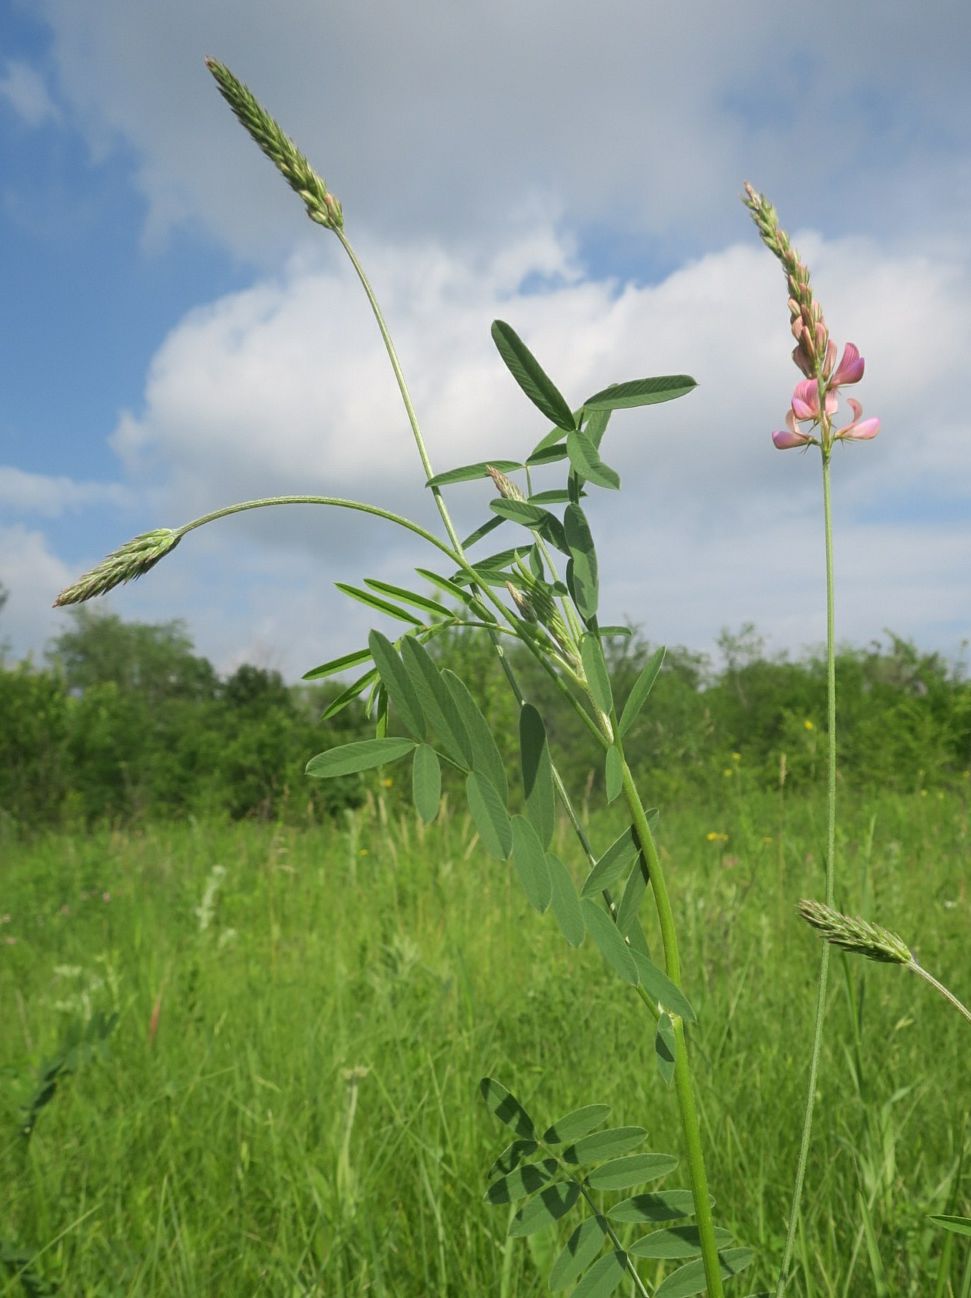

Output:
xmin=0 ymin=58 xmax=60 ymax=127
xmin=55 ymin=223 xmax=965 ymax=678
xmin=0 ymin=466 xmax=131 ymax=516
xmin=34 ymin=0 xmax=971 ymax=259
xmin=0 ymin=525 xmax=72 ymax=661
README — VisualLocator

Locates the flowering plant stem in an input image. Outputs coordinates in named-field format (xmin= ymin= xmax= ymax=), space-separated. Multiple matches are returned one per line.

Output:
xmin=775 ymin=447 xmax=838 ymax=1296
xmin=339 ymin=190 xmax=726 ymax=1298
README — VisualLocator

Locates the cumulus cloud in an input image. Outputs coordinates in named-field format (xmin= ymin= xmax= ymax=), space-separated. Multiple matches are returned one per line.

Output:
xmin=0 ymin=466 xmax=131 ymax=517
xmin=0 ymin=525 xmax=73 ymax=661
xmin=59 ymin=222 xmax=965 ymax=677
xmin=35 ymin=0 xmax=971 ymax=260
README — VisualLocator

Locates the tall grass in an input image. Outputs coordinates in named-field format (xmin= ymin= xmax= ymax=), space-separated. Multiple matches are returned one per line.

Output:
xmin=2 ymin=787 xmax=968 ymax=1296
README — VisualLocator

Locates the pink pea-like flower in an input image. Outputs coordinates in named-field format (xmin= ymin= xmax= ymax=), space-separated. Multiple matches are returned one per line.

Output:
xmin=834 ymin=398 xmax=880 ymax=442
xmin=772 ymin=410 xmax=815 ymax=450
xmin=791 ymin=379 xmax=837 ymax=422
xmin=828 ymin=342 xmax=865 ymax=388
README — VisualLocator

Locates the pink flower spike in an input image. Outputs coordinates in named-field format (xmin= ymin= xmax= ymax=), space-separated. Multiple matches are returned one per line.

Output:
xmin=773 ymin=411 xmax=814 ymax=449
xmin=830 ymin=342 xmax=864 ymax=387
xmin=791 ymin=379 xmax=837 ymax=421
xmin=834 ymin=397 xmax=880 ymax=442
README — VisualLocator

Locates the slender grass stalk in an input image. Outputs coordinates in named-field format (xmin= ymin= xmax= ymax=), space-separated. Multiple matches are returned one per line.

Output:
xmin=775 ymin=447 xmax=837 ymax=1296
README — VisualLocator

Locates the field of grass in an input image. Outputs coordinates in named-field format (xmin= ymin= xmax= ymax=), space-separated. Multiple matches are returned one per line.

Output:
xmin=1 ymin=785 xmax=969 ymax=1296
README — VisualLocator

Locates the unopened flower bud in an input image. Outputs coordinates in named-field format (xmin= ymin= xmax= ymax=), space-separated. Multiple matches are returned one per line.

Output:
xmin=487 ymin=466 xmax=525 ymax=501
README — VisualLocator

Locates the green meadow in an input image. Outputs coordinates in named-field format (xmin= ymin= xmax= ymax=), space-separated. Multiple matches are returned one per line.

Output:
xmin=2 ymin=786 xmax=968 ymax=1297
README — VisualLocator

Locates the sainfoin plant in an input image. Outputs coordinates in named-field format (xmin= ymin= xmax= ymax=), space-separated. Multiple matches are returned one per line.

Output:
xmin=54 ymin=60 xmax=969 ymax=1297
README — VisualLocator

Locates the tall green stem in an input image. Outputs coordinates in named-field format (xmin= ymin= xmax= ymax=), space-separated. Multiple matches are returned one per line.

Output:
xmin=775 ymin=447 xmax=837 ymax=1295
xmin=620 ymin=761 xmax=725 ymax=1298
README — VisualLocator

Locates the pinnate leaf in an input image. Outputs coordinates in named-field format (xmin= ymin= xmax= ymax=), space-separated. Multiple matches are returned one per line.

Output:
xmin=604 ymin=745 xmax=623 ymax=804
xmin=486 ymin=1158 xmax=557 ymax=1203
xmin=564 ymin=504 xmax=598 ymax=623
xmin=335 ymin=581 xmax=422 ymax=626
xmin=368 ymin=631 xmax=425 ymax=740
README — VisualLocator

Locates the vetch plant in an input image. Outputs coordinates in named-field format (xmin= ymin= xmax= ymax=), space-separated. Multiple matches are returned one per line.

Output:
xmin=52 ymin=59 xmax=965 ymax=1298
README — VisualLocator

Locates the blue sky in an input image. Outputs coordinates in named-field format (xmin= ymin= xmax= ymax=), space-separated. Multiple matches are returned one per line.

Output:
xmin=2 ymin=0 xmax=970 ymax=678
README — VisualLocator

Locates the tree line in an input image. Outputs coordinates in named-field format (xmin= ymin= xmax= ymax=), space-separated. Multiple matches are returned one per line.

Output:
xmin=1 ymin=602 xmax=969 ymax=833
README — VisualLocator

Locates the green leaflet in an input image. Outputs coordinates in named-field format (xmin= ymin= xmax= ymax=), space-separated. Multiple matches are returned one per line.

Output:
xmin=485 ymin=1158 xmax=558 ymax=1204
xmin=335 ymin=581 xmax=422 ymax=626
xmin=604 ymin=745 xmax=623 ymax=804
xmin=368 ymin=631 xmax=425 ymax=741
xmin=653 ymin=1248 xmax=754 ymax=1298
xmin=547 ymin=852 xmax=586 ymax=947
xmin=320 ymin=667 xmax=379 ymax=720
xmin=486 ymin=1138 xmax=539 ymax=1182
xmin=466 ymin=770 xmax=512 ymax=860
xmin=525 ymin=442 xmax=569 ymax=467
xmin=415 ymin=567 xmax=477 ymax=608
xmin=629 ymin=1226 xmax=734 ymax=1260
xmin=581 ymin=827 xmax=639 ymax=898
xmin=461 ymin=515 xmax=504 ymax=549
xmin=520 ymin=704 xmax=555 ymax=847
xmin=583 ymin=407 xmax=611 ymax=449
xmin=564 ymin=504 xmax=598 ymax=623
xmin=583 ymin=375 xmax=697 ymax=411
xmin=581 ymin=900 xmax=638 ymax=984
xmin=363 ymin=577 xmax=449 ymax=618
xmin=608 ymin=1191 xmax=701 ymax=1224
xmin=618 ymin=646 xmax=666 ymax=737
xmin=617 ymin=855 xmax=648 ymax=935
xmin=655 ymin=1013 xmax=676 ymax=1087
xmin=301 ymin=646 xmax=371 ymax=681
xmin=567 ymin=428 xmax=620 ymax=491
xmin=586 ymin=1153 xmax=678 ymax=1191
xmin=543 ymin=1105 xmax=611 ymax=1146
xmin=399 ymin=638 xmax=471 ymax=768
xmin=412 ymin=744 xmax=441 ymax=823
xmin=510 ymin=815 xmax=552 ymax=912
xmin=491 ymin=320 xmax=576 ymax=432
xmin=580 ymin=632 xmax=613 ymax=715
xmin=548 ymin=1216 xmax=609 ymax=1292
xmin=426 ymin=459 xmax=521 ymax=486
xmin=507 ymin=1182 xmax=580 ymax=1237
xmin=441 ymin=669 xmax=507 ymax=801
xmin=305 ymin=737 xmax=416 ymax=779
xmin=479 ymin=1077 xmax=536 ymax=1139
xmin=489 ymin=499 xmax=550 ymax=527
xmin=570 ymin=1250 xmax=627 ymax=1298
xmin=527 ymin=488 xmax=572 ymax=504
xmin=631 ymin=950 xmax=697 ymax=1023
xmin=565 ymin=1126 xmax=647 ymax=1164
